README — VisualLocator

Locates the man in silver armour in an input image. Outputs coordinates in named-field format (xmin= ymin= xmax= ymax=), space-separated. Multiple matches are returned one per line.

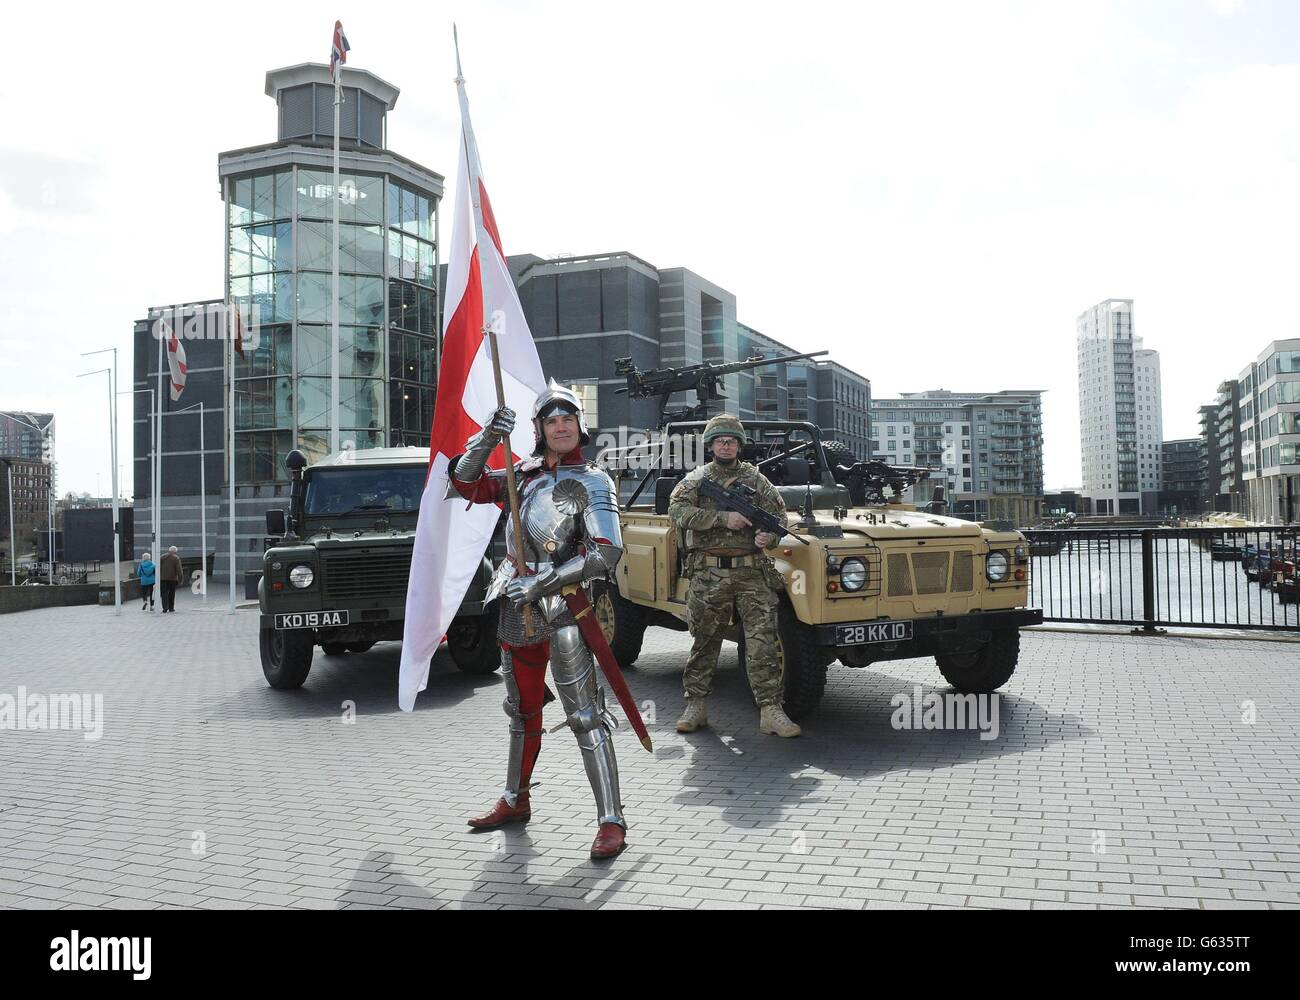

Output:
xmin=447 ymin=381 xmax=630 ymax=858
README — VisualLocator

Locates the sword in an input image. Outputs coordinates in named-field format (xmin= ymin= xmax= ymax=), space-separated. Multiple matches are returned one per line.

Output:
xmin=559 ymin=584 xmax=653 ymax=753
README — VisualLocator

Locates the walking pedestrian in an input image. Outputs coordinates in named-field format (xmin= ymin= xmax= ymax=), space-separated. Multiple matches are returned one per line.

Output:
xmin=159 ymin=545 xmax=182 ymax=613
xmin=138 ymin=552 xmax=156 ymax=611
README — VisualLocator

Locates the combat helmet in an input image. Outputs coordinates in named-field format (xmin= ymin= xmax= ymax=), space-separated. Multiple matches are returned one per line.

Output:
xmin=531 ymin=379 xmax=591 ymax=454
xmin=702 ymin=413 xmax=747 ymax=446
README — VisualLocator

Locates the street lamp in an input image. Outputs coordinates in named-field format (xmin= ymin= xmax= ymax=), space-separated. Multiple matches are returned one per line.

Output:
xmin=82 ymin=347 xmax=122 ymax=614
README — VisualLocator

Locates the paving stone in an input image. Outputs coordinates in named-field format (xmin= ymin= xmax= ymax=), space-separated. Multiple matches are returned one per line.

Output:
xmin=0 ymin=599 xmax=1296 ymax=910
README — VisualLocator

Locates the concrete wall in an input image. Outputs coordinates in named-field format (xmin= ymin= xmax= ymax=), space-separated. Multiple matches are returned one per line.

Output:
xmin=0 ymin=583 xmax=101 ymax=615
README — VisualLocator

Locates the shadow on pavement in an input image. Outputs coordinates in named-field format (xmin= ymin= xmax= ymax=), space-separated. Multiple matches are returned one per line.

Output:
xmin=221 ymin=643 xmax=503 ymax=720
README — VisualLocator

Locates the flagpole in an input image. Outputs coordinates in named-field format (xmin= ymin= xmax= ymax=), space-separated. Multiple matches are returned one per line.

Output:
xmin=453 ymin=28 xmax=535 ymax=639
xmin=199 ymin=401 xmax=207 ymax=603
xmin=110 ymin=350 xmax=121 ymax=613
xmin=155 ymin=316 xmax=164 ymax=614
xmin=6 ymin=463 xmax=14 ymax=586
xmin=330 ymin=63 xmax=342 ymax=457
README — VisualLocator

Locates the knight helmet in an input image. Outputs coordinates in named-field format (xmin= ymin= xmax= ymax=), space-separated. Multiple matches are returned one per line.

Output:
xmin=531 ymin=379 xmax=591 ymax=454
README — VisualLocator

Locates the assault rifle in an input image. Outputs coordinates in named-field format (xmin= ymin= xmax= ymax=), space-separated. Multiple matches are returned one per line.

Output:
xmin=614 ymin=350 xmax=828 ymax=423
xmin=698 ymin=478 xmax=812 ymax=545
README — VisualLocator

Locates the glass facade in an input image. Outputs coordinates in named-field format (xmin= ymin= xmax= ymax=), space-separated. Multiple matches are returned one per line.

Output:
xmin=227 ymin=169 xmax=438 ymax=478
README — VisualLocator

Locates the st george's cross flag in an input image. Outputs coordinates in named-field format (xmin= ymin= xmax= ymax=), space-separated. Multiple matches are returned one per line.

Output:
xmin=164 ymin=320 xmax=188 ymax=402
xmin=397 ymin=39 xmax=547 ymax=712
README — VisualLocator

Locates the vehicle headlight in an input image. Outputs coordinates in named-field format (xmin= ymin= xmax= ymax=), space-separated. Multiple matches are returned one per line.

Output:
xmin=289 ymin=565 xmax=315 ymax=589
xmin=840 ymin=557 xmax=868 ymax=592
xmin=986 ymin=551 xmax=1009 ymax=582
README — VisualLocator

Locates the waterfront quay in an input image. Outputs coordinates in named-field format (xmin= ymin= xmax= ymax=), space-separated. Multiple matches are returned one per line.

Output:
xmin=0 ymin=591 xmax=1296 ymax=910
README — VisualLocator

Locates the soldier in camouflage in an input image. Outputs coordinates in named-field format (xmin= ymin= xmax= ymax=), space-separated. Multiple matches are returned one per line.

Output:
xmin=667 ymin=414 xmax=802 ymax=738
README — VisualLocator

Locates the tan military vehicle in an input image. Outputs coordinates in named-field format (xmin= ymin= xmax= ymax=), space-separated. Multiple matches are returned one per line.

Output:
xmin=593 ymin=420 xmax=1042 ymax=716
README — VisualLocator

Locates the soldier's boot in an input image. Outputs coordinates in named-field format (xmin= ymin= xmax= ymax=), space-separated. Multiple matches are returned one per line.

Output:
xmin=468 ymin=791 xmax=531 ymax=829
xmin=675 ymin=699 xmax=709 ymax=733
xmin=759 ymin=704 xmax=802 ymax=738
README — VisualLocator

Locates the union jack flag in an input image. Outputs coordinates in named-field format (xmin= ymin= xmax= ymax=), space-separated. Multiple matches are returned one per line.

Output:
xmin=330 ymin=21 xmax=351 ymax=82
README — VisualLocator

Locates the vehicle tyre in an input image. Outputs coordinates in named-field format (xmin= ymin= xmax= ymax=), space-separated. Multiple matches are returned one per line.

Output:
xmin=821 ymin=439 xmax=856 ymax=470
xmin=821 ymin=439 xmax=863 ymax=503
xmin=591 ymin=579 xmax=647 ymax=668
xmin=322 ymin=642 xmax=349 ymax=656
xmin=447 ymin=610 xmax=501 ymax=675
xmin=260 ymin=628 xmax=313 ymax=689
xmin=346 ymin=642 xmax=375 ymax=653
xmin=741 ymin=599 xmax=830 ymax=718
xmin=936 ymin=628 xmax=1019 ymax=693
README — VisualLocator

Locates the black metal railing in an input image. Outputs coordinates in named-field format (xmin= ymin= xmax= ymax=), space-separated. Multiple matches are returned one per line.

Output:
xmin=1022 ymin=527 xmax=1300 ymax=632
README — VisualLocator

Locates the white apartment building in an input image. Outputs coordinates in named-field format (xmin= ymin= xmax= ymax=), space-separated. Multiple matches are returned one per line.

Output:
xmin=1237 ymin=338 xmax=1300 ymax=523
xmin=1077 ymin=299 xmax=1163 ymax=515
xmin=868 ymin=390 xmax=1045 ymax=526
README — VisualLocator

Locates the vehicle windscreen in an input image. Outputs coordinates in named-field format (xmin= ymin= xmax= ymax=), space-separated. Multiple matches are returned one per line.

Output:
xmin=303 ymin=467 xmax=426 ymax=515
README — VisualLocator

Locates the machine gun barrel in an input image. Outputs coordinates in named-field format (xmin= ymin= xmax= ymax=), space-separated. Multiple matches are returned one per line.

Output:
xmin=613 ymin=350 xmax=828 ymax=400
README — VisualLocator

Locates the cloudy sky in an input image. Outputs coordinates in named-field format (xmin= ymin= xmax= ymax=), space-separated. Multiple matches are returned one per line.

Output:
xmin=2 ymin=0 xmax=1298 ymax=497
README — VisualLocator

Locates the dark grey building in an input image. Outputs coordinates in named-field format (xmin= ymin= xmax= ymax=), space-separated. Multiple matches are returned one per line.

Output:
xmin=1159 ymin=438 xmax=1204 ymax=516
xmin=511 ymin=251 xmax=871 ymax=457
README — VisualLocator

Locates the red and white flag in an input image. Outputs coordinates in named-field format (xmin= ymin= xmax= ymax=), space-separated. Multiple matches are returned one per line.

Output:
xmin=164 ymin=320 xmax=188 ymax=402
xmin=330 ymin=21 xmax=350 ymax=83
xmin=398 ymin=42 xmax=546 ymax=712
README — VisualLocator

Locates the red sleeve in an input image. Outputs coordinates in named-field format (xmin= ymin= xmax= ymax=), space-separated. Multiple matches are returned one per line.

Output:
xmin=450 ymin=466 xmax=505 ymax=505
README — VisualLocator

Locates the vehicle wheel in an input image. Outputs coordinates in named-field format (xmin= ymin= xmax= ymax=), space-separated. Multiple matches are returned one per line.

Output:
xmin=260 ymin=628 xmax=313 ymax=689
xmin=322 ymin=642 xmax=349 ymax=656
xmin=821 ymin=440 xmax=863 ymax=503
xmin=741 ymin=600 xmax=830 ymax=718
xmin=346 ymin=642 xmax=375 ymax=653
xmin=446 ymin=611 xmax=501 ymax=674
xmin=936 ymin=628 xmax=1019 ymax=693
xmin=591 ymin=579 xmax=647 ymax=667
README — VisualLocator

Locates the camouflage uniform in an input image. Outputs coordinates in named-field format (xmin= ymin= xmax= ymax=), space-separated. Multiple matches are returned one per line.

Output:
xmin=668 ymin=458 xmax=786 ymax=707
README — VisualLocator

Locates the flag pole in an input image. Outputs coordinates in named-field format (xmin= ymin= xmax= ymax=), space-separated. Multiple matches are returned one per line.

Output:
xmin=199 ymin=401 xmax=207 ymax=603
xmin=224 ymin=181 xmax=237 ymax=615
xmin=109 ymin=354 xmax=121 ymax=614
xmin=454 ymin=27 xmax=534 ymax=639
xmin=330 ymin=54 xmax=342 ymax=457
xmin=155 ymin=323 xmax=164 ymax=614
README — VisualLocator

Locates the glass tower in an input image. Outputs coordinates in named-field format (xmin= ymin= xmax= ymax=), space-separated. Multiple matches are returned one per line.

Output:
xmin=218 ymin=63 xmax=443 ymax=482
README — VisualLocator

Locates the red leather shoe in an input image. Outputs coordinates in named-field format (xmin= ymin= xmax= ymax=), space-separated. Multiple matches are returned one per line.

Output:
xmin=590 ymin=822 xmax=627 ymax=859
xmin=467 ymin=794 xmax=531 ymax=829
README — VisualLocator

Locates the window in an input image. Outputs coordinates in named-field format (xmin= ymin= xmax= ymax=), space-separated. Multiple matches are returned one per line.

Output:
xmin=297 ymin=170 xmax=384 ymax=225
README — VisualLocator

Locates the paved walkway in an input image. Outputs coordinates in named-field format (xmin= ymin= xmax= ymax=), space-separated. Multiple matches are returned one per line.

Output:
xmin=0 ymin=589 xmax=1296 ymax=909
